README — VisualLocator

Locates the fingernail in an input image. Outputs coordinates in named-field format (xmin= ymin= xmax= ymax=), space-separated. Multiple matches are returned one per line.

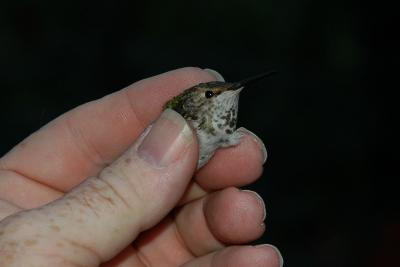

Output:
xmin=203 ymin=68 xmax=225 ymax=81
xmin=255 ymin=244 xmax=284 ymax=267
xmin=241 ymin=190 xmax=266 ymax=222
xmin=237 ymin=127 xmax=268 ymax=164
xmin=138 ymin=109 xmax=193 ymax=167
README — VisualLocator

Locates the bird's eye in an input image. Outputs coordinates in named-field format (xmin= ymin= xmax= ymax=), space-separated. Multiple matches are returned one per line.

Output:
xmin=205 ymin=90 xmax=214 ymax=98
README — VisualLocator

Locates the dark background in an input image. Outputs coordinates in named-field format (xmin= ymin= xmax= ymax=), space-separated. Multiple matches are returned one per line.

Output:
xmin=0 ymin=1 xmax=398 ymax=266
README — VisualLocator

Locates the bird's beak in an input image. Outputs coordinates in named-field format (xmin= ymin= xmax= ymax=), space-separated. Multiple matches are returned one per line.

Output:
xmin=228 ymin=83 xmax=244 ymax=91
xmin=229 ymin=70 xmax=276 ymax=91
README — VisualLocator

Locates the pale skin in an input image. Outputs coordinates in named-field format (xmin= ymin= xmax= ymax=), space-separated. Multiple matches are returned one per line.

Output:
xmin=0 ymin=67 xmax=283 ymax=267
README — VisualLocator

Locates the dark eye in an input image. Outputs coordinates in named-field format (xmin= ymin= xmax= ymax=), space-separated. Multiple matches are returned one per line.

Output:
xmin=205 ymin=90 xmax=214 ymax=98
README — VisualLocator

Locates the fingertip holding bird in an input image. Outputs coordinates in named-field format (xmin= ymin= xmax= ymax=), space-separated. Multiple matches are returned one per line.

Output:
xmin=137 ymin=109 xmax=194 ymax=167
xmin=236 ymin=127 xmax=268 ymax=164
xmin=203 ymin=68 xmax=225 ymax=82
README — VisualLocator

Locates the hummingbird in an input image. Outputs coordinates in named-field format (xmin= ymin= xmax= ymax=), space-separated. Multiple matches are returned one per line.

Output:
xmin=165 ymin=70 xmax=276 ymax=169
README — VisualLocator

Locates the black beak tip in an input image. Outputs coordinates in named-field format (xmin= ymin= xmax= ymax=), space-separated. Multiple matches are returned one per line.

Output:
xmin=230 ymin=70 xmax=277 ymax=89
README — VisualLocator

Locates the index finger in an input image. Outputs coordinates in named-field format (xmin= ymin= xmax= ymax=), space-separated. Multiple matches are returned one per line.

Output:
xmin=0 ymin=67 xmax=215 ymax=191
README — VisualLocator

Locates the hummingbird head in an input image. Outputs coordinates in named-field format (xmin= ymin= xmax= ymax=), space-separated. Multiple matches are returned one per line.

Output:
xmin=165 ymin=70 xmax=276 ymax=123
xmin=165 ymin=80 xmax=241 ymax=117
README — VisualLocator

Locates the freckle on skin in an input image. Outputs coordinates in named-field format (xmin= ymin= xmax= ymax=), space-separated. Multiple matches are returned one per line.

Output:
xmin=24 ymin=239 xmax=37 ymax=246
xmin=8 ymin=241 xmax=17 ymax=247
xmin=56 ymin=242 xmax=64 ymax=247
xmin=51 ymin=225 xmax=60 ymax=232
xmin=4 ymin=254 xmax=14 ymax=265
xmin=105 ymin=196 xmax=115 ymax=205
xmin=125 ymin=157 xmax=131 ymax=164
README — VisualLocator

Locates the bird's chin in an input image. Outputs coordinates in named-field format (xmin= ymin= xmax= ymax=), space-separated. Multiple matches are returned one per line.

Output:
xmin=222 ymin=88 xmax=242 ymax=98
xmin=235 ymin=87 xmax=244 ymax=93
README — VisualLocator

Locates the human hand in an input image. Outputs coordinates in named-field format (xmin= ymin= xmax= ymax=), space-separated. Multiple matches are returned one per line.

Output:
xmin=0 ymin=67 xmax=283 ymax=267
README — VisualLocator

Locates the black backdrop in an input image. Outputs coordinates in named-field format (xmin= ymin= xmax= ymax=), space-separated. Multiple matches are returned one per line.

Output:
xmin=0 ymin=1 xmax=398 ymax=266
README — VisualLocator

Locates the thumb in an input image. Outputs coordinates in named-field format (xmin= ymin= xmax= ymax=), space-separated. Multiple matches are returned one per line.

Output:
xmin=0 ymin=109 xmax=197 ymax=266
